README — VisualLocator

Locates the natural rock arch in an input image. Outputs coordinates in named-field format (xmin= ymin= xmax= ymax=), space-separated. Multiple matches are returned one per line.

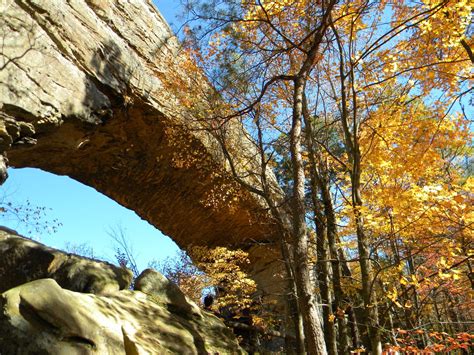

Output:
xmin=0 ymin=0 xmax=283 ymax=299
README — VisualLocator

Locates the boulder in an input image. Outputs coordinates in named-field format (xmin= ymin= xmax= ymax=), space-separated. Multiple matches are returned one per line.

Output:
xmin=0 ymin=278 xmax=244 ymax=354
xmin=0 ymin=227 xmax=132 ymax=294
xmin=135 ymin=268 xmax=202 ymax=317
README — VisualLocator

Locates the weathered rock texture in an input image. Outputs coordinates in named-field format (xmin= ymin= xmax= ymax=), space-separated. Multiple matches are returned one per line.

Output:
xmin=0 ymin=278 xmax=244 ymax=354
xmin=0 ymin=0 xmax=284 ymax=296
xmin=0 ymin=229 xmax=244 ymax=354
xmin=0 ymin=0 xmax=276 ymax=244
xmin=134 ymin=268 xmax=202 ymax=317
xmin=0 ymin=226 xmax=133 ymax=295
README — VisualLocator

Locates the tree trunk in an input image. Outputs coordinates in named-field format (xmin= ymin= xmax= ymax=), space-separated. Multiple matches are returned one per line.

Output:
xmin=290 ymin=77 xmax=327 ymax=355
xmin=280 ymin=238 xmax=306 ymax=354
xmin=337 ymin=248 xmax=361 ymax=349
xmin=331 ymin=17 xmax=381 ymax=352
xmin=352 ymin=171 xmax=382 ymax=354
xmin=314 ymin=214 xmax=338 ymax=355
xmin=322 ymin=183 xmax=350 ymax=354
xmin=303 ymin=95 xmax=337 ymax=355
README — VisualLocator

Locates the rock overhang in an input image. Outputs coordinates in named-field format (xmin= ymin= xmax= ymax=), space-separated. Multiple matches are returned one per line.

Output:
xmin=0 ymin=0 xmax=280 ymax=250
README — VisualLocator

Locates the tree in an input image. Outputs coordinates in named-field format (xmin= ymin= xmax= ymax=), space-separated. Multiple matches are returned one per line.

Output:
xmin=0 ymin=193 xmax=62 ymax=238
xmin=180 ymin=1 xmax=340 ymax=353
xmin=109 ymin=225 xmax=261 ymax=335
xmin=189 ymin=246 xmax=257 ymax=314
xmin=108 ymin=225 xmax=141 ymax=278
xmin=166 ymin=0 xmax=472 ymax=353
xmin=152 ymin=249 xmax=209 ymax=305
xmin=63 ymin=241 xmax=95 ymax=258
xmin=318 ymin=1 xmax=472 ymax=352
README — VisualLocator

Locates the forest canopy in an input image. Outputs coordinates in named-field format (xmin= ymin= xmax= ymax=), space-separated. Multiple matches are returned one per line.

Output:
xmin=172 ymin=0 xmax=473 ymax=353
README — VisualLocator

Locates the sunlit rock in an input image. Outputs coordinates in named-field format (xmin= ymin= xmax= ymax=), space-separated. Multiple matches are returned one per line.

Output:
xmin=0 ymin=278 xmax=244 ymax=354
xmin=0 ymin=227 xmax=132 ymax=295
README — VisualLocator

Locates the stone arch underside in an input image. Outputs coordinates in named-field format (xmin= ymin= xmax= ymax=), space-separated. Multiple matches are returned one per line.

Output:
xmin=0 ymin=0 xmax=285 ymax=299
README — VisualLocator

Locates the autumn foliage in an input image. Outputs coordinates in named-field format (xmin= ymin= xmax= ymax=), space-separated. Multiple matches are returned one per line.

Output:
xmin=169 ymin=0 xmax=473 ymax=353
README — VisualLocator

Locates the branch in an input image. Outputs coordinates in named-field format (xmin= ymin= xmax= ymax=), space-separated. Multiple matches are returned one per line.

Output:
xmin=460 ymin=39 xmax=474 ymax=64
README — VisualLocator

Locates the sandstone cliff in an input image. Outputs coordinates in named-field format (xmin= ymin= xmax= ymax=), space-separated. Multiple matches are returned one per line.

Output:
xmin=0 ymin=0 xmax=284 ymax=299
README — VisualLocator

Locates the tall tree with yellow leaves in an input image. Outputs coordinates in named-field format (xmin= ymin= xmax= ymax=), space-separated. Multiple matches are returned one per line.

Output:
xmin=173 ymin=0 xmax=472 ymax=353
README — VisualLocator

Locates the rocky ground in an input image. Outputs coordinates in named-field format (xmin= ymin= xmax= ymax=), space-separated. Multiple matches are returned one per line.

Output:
xmin=0 ymin=227 xmax=244 ymax=354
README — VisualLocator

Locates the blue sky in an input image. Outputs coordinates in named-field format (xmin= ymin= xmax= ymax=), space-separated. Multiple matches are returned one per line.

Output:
xmin=0 ymin=1 xmax=185 ymax=271
xmin=0 ymin=168 xmax=180 ymax=271
xmin=155 ymin=1 xmax=184 ymax=29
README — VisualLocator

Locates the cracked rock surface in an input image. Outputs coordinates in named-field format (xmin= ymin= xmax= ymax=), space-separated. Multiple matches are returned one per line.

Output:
xmin=0 ymin=227 xmax=133 ymax=295
xmin=0 ymin=228 xmax=244 ymax=354
xmin=0 ymin=0 xmax=280 ymax=250
xmin=0 ymin=278 xmax=243 ymax=354
xmin=0 ymin=0 xmax=285 ymax=316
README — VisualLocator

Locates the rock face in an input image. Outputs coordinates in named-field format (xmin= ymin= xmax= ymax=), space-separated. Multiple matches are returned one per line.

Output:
xmin=0 ymin=278 xmax=244 ymax=354
xmin=0 ymin=0 xmax=283 ymax=299
xmin=134 ymin=268 xmax=202 ymax=317
xmin=0 ymin=227 xmax=133 ymax=295
xmin=0 ymin=0 xmax=277 ymax=246
xmin=0 ymin=229 xmax=244 ymax=354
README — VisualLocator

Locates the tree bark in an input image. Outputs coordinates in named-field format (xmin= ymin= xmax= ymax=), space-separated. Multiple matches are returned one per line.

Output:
xmin=290 ymin=76 xmax=327 ymax=355
xmin=353 ymin=166 xmax=382 ymax=354
xmin=322 ymin=182 xmax=350 ymax=354
xmin=314 ymin=211 xmax=338 ymax=355
xmin=303 ymin=95 xmax=339 ymax=355
xmin=330 ymin=16 xmax=382 ymax=353
xmin=280 ymin=238 xmax=306 ymax=354
xmin=336 ymin=247 xmax=361 ymax=349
